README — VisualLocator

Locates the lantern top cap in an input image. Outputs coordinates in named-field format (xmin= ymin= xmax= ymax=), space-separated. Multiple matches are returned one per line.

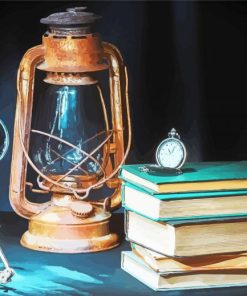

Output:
xmin=40 ymin=7 xmax=101 ymax=26
xmin=66 ymin=7 xmax=87 ymax=12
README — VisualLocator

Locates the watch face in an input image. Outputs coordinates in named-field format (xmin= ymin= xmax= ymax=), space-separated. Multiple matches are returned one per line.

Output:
xmin=156 ymin=138 xmax=186 ymax=169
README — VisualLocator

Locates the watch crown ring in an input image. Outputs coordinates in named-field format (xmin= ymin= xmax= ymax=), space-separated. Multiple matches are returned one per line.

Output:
xmin=168 ymin=128 xmax=180 ymax=139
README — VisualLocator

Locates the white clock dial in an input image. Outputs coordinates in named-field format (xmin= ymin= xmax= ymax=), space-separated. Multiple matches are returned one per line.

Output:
xmin=156 ymin=138 xmax=186 ymax=169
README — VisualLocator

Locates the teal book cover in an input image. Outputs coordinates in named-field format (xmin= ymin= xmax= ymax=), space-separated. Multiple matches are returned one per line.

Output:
xmin=122 ymin=181 xmax=247 ymax=200
xmin=123 ymin=205 xmax=247 ymax=223
xmin=122 ymin=182 xmax=247 ymax=222
xmin=124 ymin=210 xmax=247 ymax=227
xmin=120 ymin=161 xmax=247 ymax=185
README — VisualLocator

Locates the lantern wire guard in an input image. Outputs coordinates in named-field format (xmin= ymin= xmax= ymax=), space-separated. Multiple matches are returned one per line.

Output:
xmin=17 ymin=76 xmax=131 ymax=200
xmin=10 ymin=8 xmax=131 ymax=253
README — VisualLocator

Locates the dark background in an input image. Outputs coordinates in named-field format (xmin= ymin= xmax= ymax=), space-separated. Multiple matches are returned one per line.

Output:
xmin=1 ymin=1 xmax=247 ymax=210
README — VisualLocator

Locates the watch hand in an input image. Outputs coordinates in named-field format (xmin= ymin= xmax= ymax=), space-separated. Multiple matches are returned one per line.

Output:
xmin=171 ymin=146 xmax=175 ymax=153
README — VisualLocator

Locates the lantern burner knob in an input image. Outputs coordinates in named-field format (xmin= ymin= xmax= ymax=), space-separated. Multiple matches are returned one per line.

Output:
xmin=71 ymin=201 xmax=94 ymax=218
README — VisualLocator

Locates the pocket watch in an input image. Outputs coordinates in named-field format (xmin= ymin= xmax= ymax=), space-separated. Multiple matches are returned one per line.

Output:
xmin=139 ymin=128 xmax=186 ymax=175
xmin=156 ymin=128 xmax=187 ymax=169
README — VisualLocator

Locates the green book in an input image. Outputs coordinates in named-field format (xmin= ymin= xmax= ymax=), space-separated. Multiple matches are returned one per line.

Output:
xmin=119 ymin=161 xmax=247 ymax=193
xmin=125 ymin=210 xmax=247 ymax=257
xmin=122 ymin=181 xmax=247 ymax=221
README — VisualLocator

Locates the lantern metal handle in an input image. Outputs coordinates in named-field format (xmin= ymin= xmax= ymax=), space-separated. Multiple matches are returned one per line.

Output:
xmin=9 ymin=45 xmax=50 ymax=219
xmin=100 ymin=42 xmax=132 ymax=210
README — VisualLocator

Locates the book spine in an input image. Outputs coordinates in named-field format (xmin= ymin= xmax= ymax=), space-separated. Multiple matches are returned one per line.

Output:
xmin=120 ymin=250 xmax=125 ymax=270
xmin=121 ymin=183 xmax=126 ymax=207
xmin=124 ymin=210 xmax=129 ymax=239
xmin=124 ymin=211 xmax=172 ymax=257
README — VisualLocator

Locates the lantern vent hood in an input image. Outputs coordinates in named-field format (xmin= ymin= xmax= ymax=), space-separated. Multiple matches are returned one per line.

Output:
xmin=40 ymin=7 xmax=101 ymax=36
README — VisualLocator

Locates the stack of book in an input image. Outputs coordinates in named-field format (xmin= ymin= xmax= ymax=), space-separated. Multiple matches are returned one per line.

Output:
xmin=120 ymin=161 xmax=247 ymax=291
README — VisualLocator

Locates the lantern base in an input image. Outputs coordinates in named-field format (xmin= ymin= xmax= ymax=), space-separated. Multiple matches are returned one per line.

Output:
xmin=21 ymin=231 xmax=119 ymax=253
xmin=20 ymin=204 xmax=119 ymax=253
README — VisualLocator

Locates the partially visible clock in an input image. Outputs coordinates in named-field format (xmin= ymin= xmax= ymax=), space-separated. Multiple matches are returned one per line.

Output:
xmin=156 ymin=128 xmax=186 ymax=169
xmin=0 ymin=119 xmax=9 ymax=161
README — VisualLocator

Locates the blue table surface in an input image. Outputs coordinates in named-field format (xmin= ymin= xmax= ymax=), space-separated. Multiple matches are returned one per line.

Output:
xmin=0 ymin=212 xmax=247 ymax=296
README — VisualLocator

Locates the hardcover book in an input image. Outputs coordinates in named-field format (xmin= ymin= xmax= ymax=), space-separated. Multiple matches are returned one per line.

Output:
xmin=122 ymin=182 xmax=247 ymax=220
xmin=132 ymin=243 xmax=247 ymax=274
xmin=120 ymin=161 xmax=247 ymax=193
xmin=125 ymin=210 xmax=247 ymax=257
xmin=121 ymin=251 xmax=247 ymax=291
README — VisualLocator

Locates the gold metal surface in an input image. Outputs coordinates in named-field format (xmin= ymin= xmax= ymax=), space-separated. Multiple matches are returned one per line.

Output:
xmin=21 ymin=232 xmax=119 ymax=253
xmin=21 ymin=204 xmax=118 ymax=253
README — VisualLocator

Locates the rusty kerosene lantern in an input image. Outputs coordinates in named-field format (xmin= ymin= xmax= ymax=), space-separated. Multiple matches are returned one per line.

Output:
xmin=9 ymin=7 xmax=131 ymax=253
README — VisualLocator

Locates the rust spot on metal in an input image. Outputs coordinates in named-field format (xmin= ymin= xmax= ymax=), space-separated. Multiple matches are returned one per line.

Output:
xmin=37 ymin=33 xmax=108 ymax=72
